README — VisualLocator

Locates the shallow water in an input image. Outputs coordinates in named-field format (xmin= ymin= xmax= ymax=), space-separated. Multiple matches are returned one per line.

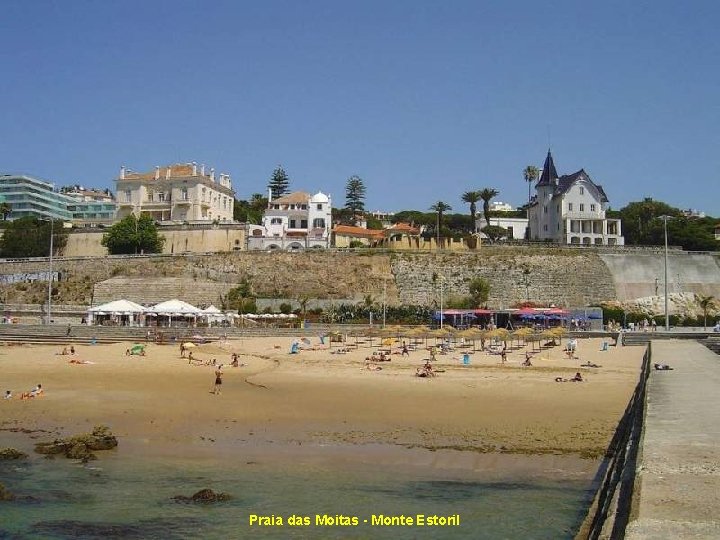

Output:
xmin=1 ymin=445 xmax=596 ymax=539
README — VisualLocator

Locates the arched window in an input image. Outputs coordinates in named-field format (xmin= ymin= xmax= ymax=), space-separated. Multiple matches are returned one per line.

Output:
xmin=313 ymin=218 xmax=325 ymax=228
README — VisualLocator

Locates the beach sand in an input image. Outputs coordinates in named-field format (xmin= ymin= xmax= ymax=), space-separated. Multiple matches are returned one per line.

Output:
xmin=0 ymin=334 xmax=644 ymax=468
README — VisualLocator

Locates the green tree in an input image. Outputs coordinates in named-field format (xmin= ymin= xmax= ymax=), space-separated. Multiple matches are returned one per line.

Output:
xmin=101 ymin=214 xmax=165 ymax=255
xmin=0 ymin=202 xmax=11 ymax=221
xmin=0 ymin=216 xmax=68 ymax=257
xmin=478 ymin=188 xmax=499 ymax=229
xmin=481 ymin=224 xmax=508 ymax=243
xmin=468 ymin=277 xmax=490 ymax=307
xmin=523 ymin=166 xmax=539 ymax=210
xmin=429 ymin=201 xmax=452 ymax=242
xmin=345 ymin=175 xmax=366 ymax=213
xmin=226 ymin=277 xmax=257 ymax=316
xmin=461 ymin=191 xmax=481 ymax=232
xmin=268 ymin=166 xmax=290 ymax=199
xmin=698 ymin=295 xmax=716 ymax=329
xmin=234 ymin=193 xmax=268 ymax=223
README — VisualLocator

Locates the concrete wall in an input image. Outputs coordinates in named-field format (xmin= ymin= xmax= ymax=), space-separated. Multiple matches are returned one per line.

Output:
xmin=62 ymin=227 xmax=246 ymax=257
xmin=599 ymin=252 xmax=720 ymax=299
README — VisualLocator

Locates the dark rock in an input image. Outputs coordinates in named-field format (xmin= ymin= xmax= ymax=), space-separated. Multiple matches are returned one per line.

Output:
xmin=0 ymin=447 xmax=28 ymax=460
xmin=0 ymin=482 xmax=15 ymax=501
xmin=173 ymin=488 xmax=232 ymax=503
xmin=33 ymin=425 xmax=117 ymax=461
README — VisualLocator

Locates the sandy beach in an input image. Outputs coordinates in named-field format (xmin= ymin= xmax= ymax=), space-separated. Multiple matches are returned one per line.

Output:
xmin=0 ymin=334 xmax=644 ymax=467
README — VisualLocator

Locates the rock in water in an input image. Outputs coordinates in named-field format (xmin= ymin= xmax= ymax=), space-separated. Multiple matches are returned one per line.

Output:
xmin=173 ymin=488 xmax=232 ymax=503
xmin=33 ymin=425 xmax=117 ymax=460
xmin=0 ymin=448 xmax=28 ymax=460
xmin=0 ymin=483 xmax=16 ymax=501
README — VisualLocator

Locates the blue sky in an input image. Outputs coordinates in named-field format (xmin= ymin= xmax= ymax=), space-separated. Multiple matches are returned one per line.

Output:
xmin=2 ymin=0 xmax=719 ymax=215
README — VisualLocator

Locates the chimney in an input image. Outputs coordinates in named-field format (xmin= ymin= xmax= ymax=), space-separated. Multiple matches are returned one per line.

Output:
xmin=268 ymin=187 xmax=273 ymax=203
xmin=166 ymin=166 xmax=171 ymax=179
xmin=192 ymin=161 xmax=197 ymax=176
xmin=120 ymin=165 xmax=126 ymax=180
xmin=210 ymin=168 xmax=215 ymax=181
xmin=154 ymin=166 xmax=160 ymax=180
xmin=200 ymin=164 xmax=205 ymax=176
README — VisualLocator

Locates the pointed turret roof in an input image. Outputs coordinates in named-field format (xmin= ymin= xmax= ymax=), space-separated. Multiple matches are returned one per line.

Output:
xmin=537 ymin=149 xmax=559 ymax=187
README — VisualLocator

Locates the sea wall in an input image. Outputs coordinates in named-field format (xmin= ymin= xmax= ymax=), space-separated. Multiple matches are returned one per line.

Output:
xmin=1 ymin=249 xmax=718 ymax=308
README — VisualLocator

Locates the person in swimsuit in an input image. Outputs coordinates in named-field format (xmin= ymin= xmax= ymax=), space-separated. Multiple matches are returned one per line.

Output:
xmin=213 ymin=367 xmax=223 ymax=395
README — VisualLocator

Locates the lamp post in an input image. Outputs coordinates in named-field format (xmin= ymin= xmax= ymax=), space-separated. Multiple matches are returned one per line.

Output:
xmin=382 ymin=280 xmax=387 ymax=329
xmin=439 ymin=277 xmax=444 ymax=329
xmin=46 ymin=217 xmax=54 ymax=325
xmin=659 ymin=215 xmax=672 ymax=331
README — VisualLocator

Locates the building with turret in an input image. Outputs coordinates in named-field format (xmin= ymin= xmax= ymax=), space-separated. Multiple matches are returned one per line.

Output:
xmin=247 ymin=190 xmax=332 ymax=250
xmin=528 ymin=151 xmax=624 ymax=245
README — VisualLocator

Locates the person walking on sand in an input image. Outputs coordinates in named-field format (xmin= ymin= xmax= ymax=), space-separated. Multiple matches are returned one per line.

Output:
xmin=401 ymin=342 xmax=409 ymax=357
xmin=212 ymin=366 xmax=223 ymax=395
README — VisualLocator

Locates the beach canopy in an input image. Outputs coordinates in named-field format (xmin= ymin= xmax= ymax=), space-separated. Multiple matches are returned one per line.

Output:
xmin=201 ymin=305 xmax=222 ymax=314
xmin=88 ymin=299 xmax=145 ymax=314
xmin=147 ymin=299 xmax=202 ymax=316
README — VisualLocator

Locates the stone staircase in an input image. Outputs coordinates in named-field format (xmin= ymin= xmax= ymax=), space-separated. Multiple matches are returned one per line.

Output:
xmin=93 ymin=277 xmax=235 ymax=307
xmin=622 ymin=331 xmax=716 ymax=347
xmin=702 ymin=336 xmax=720 ymax=355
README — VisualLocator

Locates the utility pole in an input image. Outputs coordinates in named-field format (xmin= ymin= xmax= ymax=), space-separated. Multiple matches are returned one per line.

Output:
xmin=47 ymin=218 xmax=54 ymax=325
xmin=382 ymin=281 xmax=387 ymax=329
xmin=659 ymin=215 xmax=672 ymax=331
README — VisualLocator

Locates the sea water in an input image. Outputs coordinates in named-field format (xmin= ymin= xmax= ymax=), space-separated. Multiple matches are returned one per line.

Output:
xmin=0 ymin=447 xmax=596 ymax=539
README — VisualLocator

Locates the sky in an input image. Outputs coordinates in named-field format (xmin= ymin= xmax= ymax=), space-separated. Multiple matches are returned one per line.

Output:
xmin=2 ymin=0 xmax=719 ymax=216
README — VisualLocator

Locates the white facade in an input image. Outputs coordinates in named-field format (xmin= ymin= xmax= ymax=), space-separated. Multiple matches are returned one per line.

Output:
xmin=475 ymin=216 xmax=529 ymax=240
xmin=247 ymin=190 xmax=332 ymax=250
xmin=528 ymin=151 xmax=624 ymax=246
xmin=115 ymin=163 xmax=235 ymax=223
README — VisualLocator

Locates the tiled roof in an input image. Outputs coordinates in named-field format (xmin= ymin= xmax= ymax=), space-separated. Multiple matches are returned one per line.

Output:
xmin=553 ymin=169 xmax=609 ymax=202
xmin=124 ymin=164 xmax=201 ymax=180
xmin=272 ymin=192 xmax=311 ymax=204
xmin=333 ymin=225 xmax=384 ymax=238
xmin=386 ymin=222 xmax=420 ymax=235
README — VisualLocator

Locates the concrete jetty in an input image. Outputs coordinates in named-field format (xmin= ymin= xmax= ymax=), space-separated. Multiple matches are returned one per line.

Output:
xmin=626 ymin=340 xmax=720 ymax=539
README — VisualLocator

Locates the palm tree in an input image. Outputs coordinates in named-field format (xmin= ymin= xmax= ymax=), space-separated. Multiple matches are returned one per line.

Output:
xmin=429 ymin=201 xmax=452 ymax=243
xmin=478 ymin=188 xmax=499 ymax=229
xmin=698 ymin=295 xmax=716 ymax=329
xmin=523 ymin=166 xmax=539 ymax=211
xmin=0 ymin=202 xmax=11 ymax=221
xmin=461 ymin=191 xmax=481 ymax=233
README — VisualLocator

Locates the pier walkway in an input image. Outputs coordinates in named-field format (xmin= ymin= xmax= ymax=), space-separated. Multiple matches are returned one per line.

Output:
xmin=626 ymin=340 xmax=720 ymax=539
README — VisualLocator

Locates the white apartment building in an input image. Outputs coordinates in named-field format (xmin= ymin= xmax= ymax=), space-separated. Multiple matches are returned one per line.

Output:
xmin=528 ymin=151 xmax=623 ymax=245
xmin=115 ymin=162 xmax=235 ymax=223
xmin=247 ymin=190 xmax=332 ymax=250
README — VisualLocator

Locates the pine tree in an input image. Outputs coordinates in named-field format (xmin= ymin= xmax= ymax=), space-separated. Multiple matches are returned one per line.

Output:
xmin=345 ymin=175 xmax=366 ymax=213
xmin=268 ymin=166 xmax=290 ymax=199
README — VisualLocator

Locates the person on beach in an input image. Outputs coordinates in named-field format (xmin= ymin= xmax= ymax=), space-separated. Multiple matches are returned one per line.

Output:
xmin=66 ymin=324 xmax=72 ymax=337
xmin=522 ymin=351 xmax=532 ymax=366
xmin=70 ymin=346 xmax=75 ymax=355
xmin=213 ymin=366 xmax=223 ymax=395
xmin=21 ymin=384 xmax=43 ymax=399
xmin=4 ymin=390 xmax=11 ymax=400
xmin=230 ymin=354 xmax=239 ymax=368
xmin=501 ymin=349 xmax=507 ymax=364
xmin=187 ymin=351 xmax=194 ymax=365
xmin=401 ymin=342 xmax=409 ymax=357
xmin=180 ymin=343 xmax=186 ymax=358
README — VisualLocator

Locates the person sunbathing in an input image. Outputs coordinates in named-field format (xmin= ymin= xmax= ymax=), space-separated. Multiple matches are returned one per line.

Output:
xmin=555 ymin=373 xmax=583 ymax=383
xmin=365 ymin=362 xmax=382 ymax=371
xmin=4 ymin=390 xmax=12 ymax=400
xmin=654 ymin=363 xmax=673 ymax=371
xmin=21 ymin=384 xmax=43 ymax=399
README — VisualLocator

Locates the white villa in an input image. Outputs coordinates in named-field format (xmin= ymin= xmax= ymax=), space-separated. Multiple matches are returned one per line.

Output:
xmin=115 ymin=162 xmax=235 ymax=223
xmin=528 ymin=151 xmax=624 ymax=245
xmin=247 ymin=190 xmax=332 ymax=250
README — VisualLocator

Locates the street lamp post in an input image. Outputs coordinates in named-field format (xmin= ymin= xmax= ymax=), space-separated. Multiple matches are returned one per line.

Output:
xmin=382 ymin=280 xmax=387 ymax=329
xmin=659 ymin=215 xmax=672 ymax=331
xmin=439 ymin=277 xmax=444 ymax=329
xmin=46 ymin=217 xmax=54 ymax=325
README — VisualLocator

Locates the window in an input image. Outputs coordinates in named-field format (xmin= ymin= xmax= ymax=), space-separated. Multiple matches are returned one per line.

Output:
xmin=301 ymin=219 xmax=308 ymax=229
xmin=158 ymin=193 xmax=165 ymax=202
xmin=579 ymin=187 xmax=584 ymax=195
xmin=271 ymin=218 xmax=282 ymax=225
xmin=579 ymin=204 xmax=585 ymax=212
xmin=313 ymin=218 xmax=325 ymax=228
xmin=543 ymin=224 xmax=548 ymax=231
xmin=557 ymin=223 xmax=560 ymax=230
xmin=124 ymin=190 xmax=131 ymax=202
xmin=590 ymin=204 xmax=596 ymax=212
xmin=289 ymin=219 xmax=296 ymax=228
xmin=317 ymin=204 xmax=323 ymax=210
xmin=543 ymin=205 xmax=548 ymax=214
xmin=568 ymin=203 xmax=573 ymax=211
xmin=556 ymin=204 xmax=560 ymax=213
xmin=147 ymin=189 xmax=154 ymax=202
xmin=181 ymin=188 xmax=188 ymax=200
